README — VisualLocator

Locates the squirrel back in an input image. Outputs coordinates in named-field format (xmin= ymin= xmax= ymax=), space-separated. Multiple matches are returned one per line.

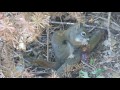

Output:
xmin=51 ymin=30 xmax=70 ymax=63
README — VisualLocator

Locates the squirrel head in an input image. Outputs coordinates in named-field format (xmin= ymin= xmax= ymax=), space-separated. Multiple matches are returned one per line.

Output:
xmin=69 ymin=23 xmax=89 ymax=47
xmin=75 ymin=31 xmax=89 ymax=45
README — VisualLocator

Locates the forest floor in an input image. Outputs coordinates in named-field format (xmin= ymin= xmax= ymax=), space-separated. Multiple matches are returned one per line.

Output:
xmin=0 ymin=12 xmax=120 ymax=78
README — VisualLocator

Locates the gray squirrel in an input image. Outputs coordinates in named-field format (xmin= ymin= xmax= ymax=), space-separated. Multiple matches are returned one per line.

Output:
xmin=29 ymin=23 xmax=106 ymax=71
xmin=51 ymin=24 xmax=89 ymax=69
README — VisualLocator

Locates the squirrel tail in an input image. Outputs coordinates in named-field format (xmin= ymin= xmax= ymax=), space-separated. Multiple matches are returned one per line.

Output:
xmin=30 ymin=60 xmax=57 ymax=69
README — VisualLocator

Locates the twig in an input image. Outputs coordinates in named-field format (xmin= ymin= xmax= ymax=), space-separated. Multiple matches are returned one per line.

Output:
xmin=88 ymin=25 xmax=98 ymax=32
xmin=107 ymin=12 xmax=112 ymax=51
xmin=46 ymin=28 xmax=49 ymax=61
xmin=49 ymin=20 xmax=107 ymax=30
xmin=49 ymin=20 xmax=75 ymax=25
xmin=81 ymin=60 xmax=96 ymax=70
xmin=84 ymin=24 xmax=106 ymax=30
xmin=36 ymin=39 xmax=45 ymax=46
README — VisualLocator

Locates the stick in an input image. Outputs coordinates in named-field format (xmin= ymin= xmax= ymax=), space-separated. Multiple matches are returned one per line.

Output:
xmin=49 ymin=20 xmax=75 ymax=25
xmin=49 ymin=20 xmax=107 ymax=30
xmin=46 ymin=28 xmax=49 ymax=61
xmin=81 ymin=60 xmax=96 ymax=70
xmin=107 ymin=12 xmax=112 ymax=51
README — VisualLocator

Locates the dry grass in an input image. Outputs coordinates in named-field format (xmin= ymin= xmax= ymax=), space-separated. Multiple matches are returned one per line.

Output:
xmin=0 ymin=12 xmax=51 ymax=77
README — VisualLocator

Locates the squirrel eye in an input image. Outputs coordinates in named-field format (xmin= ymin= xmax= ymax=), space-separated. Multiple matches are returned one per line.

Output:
xmin=81 ymin=32 xmax=86 ymax=36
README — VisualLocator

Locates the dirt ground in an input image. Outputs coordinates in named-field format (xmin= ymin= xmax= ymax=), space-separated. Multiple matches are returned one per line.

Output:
xmin=0 ymin=12 xmax=120 ymax=78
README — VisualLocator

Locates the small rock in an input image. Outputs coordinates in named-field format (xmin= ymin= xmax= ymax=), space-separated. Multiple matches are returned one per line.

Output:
xmin=16 ymin=65 xmax=24 ymax=72
xmin=103 ymin=40 xmax=111 ymax=47
xmin=114 ymin=63 xmax=120 ymax=68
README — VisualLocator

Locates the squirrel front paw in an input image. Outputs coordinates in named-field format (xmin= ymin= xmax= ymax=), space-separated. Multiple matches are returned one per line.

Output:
xmin=67 ymin=54 xmax=74 ymax=59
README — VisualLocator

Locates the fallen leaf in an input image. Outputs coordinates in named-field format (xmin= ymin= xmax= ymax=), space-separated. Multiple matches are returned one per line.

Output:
xmin=79 ymin=70 xmax=90 ymax=78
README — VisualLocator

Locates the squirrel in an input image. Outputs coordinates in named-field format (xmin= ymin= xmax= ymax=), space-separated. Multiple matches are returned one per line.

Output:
xmin=51 ymin=24 xmax=89 ymax=69
xmin=30 ymin=24 xmax=107 ymax=71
